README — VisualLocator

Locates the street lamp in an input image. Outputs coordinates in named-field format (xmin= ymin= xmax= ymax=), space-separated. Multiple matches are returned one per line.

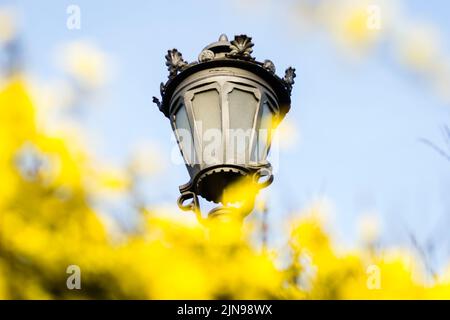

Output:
xmin=153 ymin=34 xmax=295 ymax=222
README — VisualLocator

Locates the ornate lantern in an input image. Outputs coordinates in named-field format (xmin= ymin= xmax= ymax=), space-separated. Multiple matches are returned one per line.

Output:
xmin=153 ymin=34 xmax=295 ymax=222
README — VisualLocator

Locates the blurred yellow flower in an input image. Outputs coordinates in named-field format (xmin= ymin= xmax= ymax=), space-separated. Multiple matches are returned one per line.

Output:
xmin=129 ymin=141 xmax=166 ymax=177
xmin=0 ymin=7 xmax=17 ymax=44
xmin=330 ymin=1 xmax=384 ymax=52
xmin=58 ymin=40 xmax=111 ymax=89
xmin=272 ymin=118 xmax=300 ymax=150
xmin=357 ymin=212 xmax=381 ymax=244
xmin=395 ymin=24 xmax=441 ymax=74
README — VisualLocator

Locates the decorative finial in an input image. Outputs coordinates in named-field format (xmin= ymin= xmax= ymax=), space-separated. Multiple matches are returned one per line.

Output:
xmin=283 ymin=67 xmax=296 ymax=93
xmin=218 ymin=34 xmax=228 ymax=42
xmin=165 ymin=49 xmax=188 ymax=79
xmin=198 ymin=49 xmax=215 ymax=62
xmin=227 ymin=34 xmax=254 ymax=60
xmin=263 ymin=59 xmax=276 ymax=74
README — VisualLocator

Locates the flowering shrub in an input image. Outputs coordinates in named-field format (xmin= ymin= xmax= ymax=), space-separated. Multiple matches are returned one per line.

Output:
xmin=0 ymin=80 xmax=449 ymax=299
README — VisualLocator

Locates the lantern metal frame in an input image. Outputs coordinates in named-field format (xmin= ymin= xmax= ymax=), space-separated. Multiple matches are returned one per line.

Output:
xmin=153 ymin=34 xmax=295 ymax=222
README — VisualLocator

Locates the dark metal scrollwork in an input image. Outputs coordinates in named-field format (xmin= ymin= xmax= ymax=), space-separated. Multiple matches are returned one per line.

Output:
xmin=227 ymin=34 xmax=255 ymax=60
xmin=165 ymin=48 xmax=188 ymax=79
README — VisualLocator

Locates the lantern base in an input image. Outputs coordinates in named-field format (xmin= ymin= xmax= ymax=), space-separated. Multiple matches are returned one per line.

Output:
xmin=177 ymin=164 xmax=273 ymax=223
xmin=179 ymin=164 xmax=272 ymax=204
xmin=196 ymin=166 xmax=248 ymax=203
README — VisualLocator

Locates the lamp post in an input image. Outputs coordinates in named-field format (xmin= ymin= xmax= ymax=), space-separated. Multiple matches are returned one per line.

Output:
xmin=153 ymin=34 xmax=295 ymax=223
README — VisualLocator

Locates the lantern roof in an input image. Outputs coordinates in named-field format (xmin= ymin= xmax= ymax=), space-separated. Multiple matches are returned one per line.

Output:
xmin=153 ymin=34 xmax=296 ymax=118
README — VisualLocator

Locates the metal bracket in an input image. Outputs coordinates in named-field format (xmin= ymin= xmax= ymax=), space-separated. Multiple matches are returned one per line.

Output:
xmin=252 ymin=166 xmax=274 ymax=189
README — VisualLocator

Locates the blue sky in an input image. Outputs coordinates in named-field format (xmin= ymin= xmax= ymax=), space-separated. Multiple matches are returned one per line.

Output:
xmin=5 ymin=0 xmax=450 ymax=267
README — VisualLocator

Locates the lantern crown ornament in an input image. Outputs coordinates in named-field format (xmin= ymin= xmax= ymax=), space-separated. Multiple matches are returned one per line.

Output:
xmin=153 ymin=34 xmax=295 ymax=223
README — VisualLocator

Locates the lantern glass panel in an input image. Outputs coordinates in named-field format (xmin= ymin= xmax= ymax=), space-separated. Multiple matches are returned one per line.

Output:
xmin=228 ymin=88 xmax=258 ymax=131
xmin=174 ymin=105 xmax=196 ymax=165
xmin=192 ymin=89 xmax=221 ymax=137
xmin=191 ymin=89 xmax=222 ymax=164
xmin=227 ymin=88 xmax=259 ymax=164
xmin=256 ymin=102 xmax=274 ymax=162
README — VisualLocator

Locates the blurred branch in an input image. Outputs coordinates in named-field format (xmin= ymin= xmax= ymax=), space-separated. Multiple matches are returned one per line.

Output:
xmin=407 ymin=231 xmax=437 ymax=279
xmin=419 ymin=136 xmax=450 ymax=162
